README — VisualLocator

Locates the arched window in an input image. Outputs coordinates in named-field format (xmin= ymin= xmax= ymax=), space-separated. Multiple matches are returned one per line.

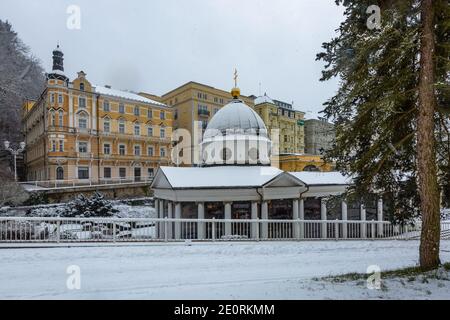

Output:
xmin=58 ymin=110 xmax=64 ymax=127
xmin=56 ymin=167 xmax=64 ymax=180
xmin=78 ymin=111 xmax=89 ymax=129
xmin=50 ymin=110 xmax=56 ymax=126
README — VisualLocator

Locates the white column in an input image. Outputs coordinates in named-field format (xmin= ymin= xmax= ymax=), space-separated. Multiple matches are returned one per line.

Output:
xmin=175 ymin=203 xmax=181 ymax=240
xmin=293 ymin=199 xmax=300 ymax=239
xmin=377 ymin=198 xmax=384 ymax=237
xmin=224 ymin=202 xmax=232 ymax=236
xmin=154 ymin=199 xmax=159 ymax=239
xmin=251 ymin=202 xmax=258 ymax=239
xmin=299 ymin=199 xmax=305 ymax=239
xmin=167 ymin=201 xmax=173 ymax=240
xmin=261 ymin=201 xmax=269 ymax=239
xmin=197 ymin=202 xmax=205 ymax=240
xmin=159 ymin=199 xmax=165 ymax=239
xmin=341 ymin=201 xmax=348 ymax=239
xmin=360 ymin=203 xmax=367 ymax=238
xmin=321 ymin=198 xmax=327 ymax=239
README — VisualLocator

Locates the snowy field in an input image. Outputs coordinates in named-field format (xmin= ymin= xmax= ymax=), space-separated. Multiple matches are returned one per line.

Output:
xmin=0 ymin=240 xmax=450 ymax=299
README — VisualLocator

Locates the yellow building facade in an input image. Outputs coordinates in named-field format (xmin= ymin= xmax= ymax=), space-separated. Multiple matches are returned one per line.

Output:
xmin=253 ymin=94 xmax=305 ymax=155
xmin=275 ymin=154 xmax=335 ymax=172
xmin=155 ymin=81 xmax=254 ymax=165
xmin=22 ymin=47 xmax=173 ymax=183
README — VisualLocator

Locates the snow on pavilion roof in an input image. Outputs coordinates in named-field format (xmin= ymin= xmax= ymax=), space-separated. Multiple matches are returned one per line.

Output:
xmin=94 ymin=85 xmax=166 ymax=107
xmin=152 ymin=166 xmax=352 ymax=190
xmin=155 ymin=166 xmax=284 ymax=189
xmin=289 ymin=171 xmax=351 ymax=186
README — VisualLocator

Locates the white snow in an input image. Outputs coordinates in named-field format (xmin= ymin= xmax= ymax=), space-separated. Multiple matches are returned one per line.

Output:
xmin=94 ymin=85 xmax=166 ymax=107
xmin=158 ymin=166 xmax=282 ymax=188
xmin=254 ymin=94 xmax=275 ymax=105
xmin=0 ymin=240 xmax=449 ymax=299
xmin=290 ymin=171 xmax=351 ymax=185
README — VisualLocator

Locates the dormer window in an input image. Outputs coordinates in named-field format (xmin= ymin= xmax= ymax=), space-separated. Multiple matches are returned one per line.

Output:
xmin=80 ymin=83 xmax=85 ymax=91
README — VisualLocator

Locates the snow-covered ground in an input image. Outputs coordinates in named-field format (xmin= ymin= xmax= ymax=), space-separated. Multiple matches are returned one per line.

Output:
xmin=0 ymin=240 xmax=449 ymax=299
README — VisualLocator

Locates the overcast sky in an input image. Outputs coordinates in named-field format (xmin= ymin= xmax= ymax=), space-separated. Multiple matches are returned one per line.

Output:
xmin=0 ymin=0 xmax=344 ymax=115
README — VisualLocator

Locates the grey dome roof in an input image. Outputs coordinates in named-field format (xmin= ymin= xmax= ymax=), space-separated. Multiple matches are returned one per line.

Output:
xmin=203 ymin=99 xmax=268 ymax=140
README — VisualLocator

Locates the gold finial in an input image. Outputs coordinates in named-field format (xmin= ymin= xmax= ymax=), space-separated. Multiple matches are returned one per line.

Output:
xmin=231 ymin=68 xmax=240 ymax=99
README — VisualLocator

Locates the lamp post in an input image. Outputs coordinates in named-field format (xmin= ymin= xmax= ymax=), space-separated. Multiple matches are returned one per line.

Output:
xmin=3 ymin=141 xmax=26 ymax=182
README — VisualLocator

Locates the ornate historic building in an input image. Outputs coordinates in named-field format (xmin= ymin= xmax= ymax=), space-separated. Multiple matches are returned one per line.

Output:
xmin=22 ymin=46 xmax=173 ymax=182
xmin=253 ymin=93 xmax=305 ymax=155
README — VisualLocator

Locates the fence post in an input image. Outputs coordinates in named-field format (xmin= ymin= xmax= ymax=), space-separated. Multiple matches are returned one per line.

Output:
xmin=371 ymin=220 xmax=375 ymax=240
xmin=335 ymin=219 xmax=339 ymax=240
xmin=212 ymin=218 xmax=216 ymax=242
xmin=56 ymin=220 xmax=61 ymax=243
xmin=113 ymin=221 xmax=116 ymax=243
xmin=164 ymin=218 xmax=168 ymax=242
xmin=256 ymin=218 xmax=260 ymax=241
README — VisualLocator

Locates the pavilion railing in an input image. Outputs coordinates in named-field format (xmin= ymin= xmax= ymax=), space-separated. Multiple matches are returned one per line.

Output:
xmin=1 ymin=217 xmax=449 ymax=243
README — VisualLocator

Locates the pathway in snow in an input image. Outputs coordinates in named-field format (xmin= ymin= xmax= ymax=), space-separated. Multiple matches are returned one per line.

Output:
xmin=0 ymin=241 xmax=449 ymax=299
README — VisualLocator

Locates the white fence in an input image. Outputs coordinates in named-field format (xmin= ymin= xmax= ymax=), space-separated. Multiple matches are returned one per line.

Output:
xmin=1 ymin=217 xmax=449 ymax=243
xmin=19 ymin=176 xmax=154 ymax=191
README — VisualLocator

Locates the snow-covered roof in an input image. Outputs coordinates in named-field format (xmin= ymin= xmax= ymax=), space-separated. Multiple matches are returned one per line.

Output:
xmin=157 ymin=166 xmax=283 ymax=189
xmin=289 ymin=172 xmax=352 ymax=186
xmin=95 ymin=85 xmax=166 ymax=107
xmin=254 ymin=94 xmax=275 ymax=105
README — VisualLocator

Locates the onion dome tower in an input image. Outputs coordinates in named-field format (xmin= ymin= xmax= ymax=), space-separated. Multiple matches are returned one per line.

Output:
xmin=201 ymin=70 xmax=272 ymax=166
xmin=47 ymin=44 xmax=68 ymax=83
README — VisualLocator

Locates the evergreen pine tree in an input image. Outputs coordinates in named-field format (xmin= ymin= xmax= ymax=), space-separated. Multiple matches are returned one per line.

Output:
xmin=317 ymin=0 xmax=449 ymax=269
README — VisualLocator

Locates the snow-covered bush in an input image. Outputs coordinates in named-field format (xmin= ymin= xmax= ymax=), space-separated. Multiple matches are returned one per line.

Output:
xmin=56 ymin=193 xmax=119 ymax=218
xmin=29 ymin=192 xmax=119 ymax=218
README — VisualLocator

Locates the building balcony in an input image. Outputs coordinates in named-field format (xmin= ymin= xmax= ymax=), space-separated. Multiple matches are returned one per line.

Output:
xmin=47 ymin=126 xmax=76 ymax=133
xmin=77 ymin=152 xmax=93 ymax=159
xmin=198 ymin=109 xmax=210 ymax=117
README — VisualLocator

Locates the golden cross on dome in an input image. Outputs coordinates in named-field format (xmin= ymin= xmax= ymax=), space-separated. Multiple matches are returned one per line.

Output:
xmin=234 ymin=68 xmax=238 ymax=87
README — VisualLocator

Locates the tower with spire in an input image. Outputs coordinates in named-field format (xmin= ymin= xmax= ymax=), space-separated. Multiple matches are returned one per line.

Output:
xmin=47 ymin=44 xmax=68 ymax=84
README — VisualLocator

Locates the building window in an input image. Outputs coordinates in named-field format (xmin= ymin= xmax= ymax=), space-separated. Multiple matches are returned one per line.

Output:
xmin=134 ymin=145 xmax=141 ymax=156
xmin=147 ymin=109 xmax=152 ymax=118
xmin=103 ymin=143 xmax=111 ymax=155
xmin=119 ymin=103 xmax=125 ymax=114
xmin=160 ymin=147 xmax=166 ymax=157
xmin=147 ymin=126 xmax=153 ymax=136
xmin=78 ymin=167 xmax=89 ymax=180
xmin=134 ymin=123 xmax=140 ymax=136
xmin=58 ymin=110 xmax=63 ymax=126
xmin=56 ymin=167 xmax=64 ymax=180
xmin=118 ymin=120 xmax=125 ymax=134
xmin=58 ymin=94 xmax=63 ymax=104
xmin=119 ymin=144 xmax=126 ymax=155
xmin=51 ymin=140 xmax=56 ymax=152
xmin=147 ymin=146 xmax=154 ymax=157
xmin=78 ymin=97 xmax=86 ymax=108
xmin=119 ymin=168 xmax=126 ymax=178
xmin=134 ymin=106 xmax=140 ymax=116
xmin=148 ymin=168 xmax=154 ymax=177
xmin=78 ymin=117 xmax=88 ymax=129
xmin=80 ymin=83 xmax=85 ymax=91
xmin=59 ymin=140 xmax=64 ymax=152
xmin=51 ymin=111 xmax=56 ymax=126
xmin=103 ymin=119 xmax=110 ymax=133
xmin=160 ymin=127 xmax=166 ymax=138
xmin=78 ymin=142 xmax=88 ymax=153
xmin=103 ymin=100 xmax=110 ymax=111
xmin=50 ymin=93 xmax=55 ymax=104
xmin=160 ymin=111 xmax=165 ymax=120
xmin=103 ymin=167 xmax=112 ymax=179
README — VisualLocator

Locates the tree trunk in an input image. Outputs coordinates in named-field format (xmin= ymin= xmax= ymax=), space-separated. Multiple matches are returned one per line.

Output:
xmin=417 ymin=0 xmax=441 ymax=270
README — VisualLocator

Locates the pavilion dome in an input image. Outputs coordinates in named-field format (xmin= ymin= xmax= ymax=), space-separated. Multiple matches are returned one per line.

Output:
xmin=201 ymin=89 xmax=272 ymax=166
xmin=203 ymin=99 xmax=269 ymax=140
